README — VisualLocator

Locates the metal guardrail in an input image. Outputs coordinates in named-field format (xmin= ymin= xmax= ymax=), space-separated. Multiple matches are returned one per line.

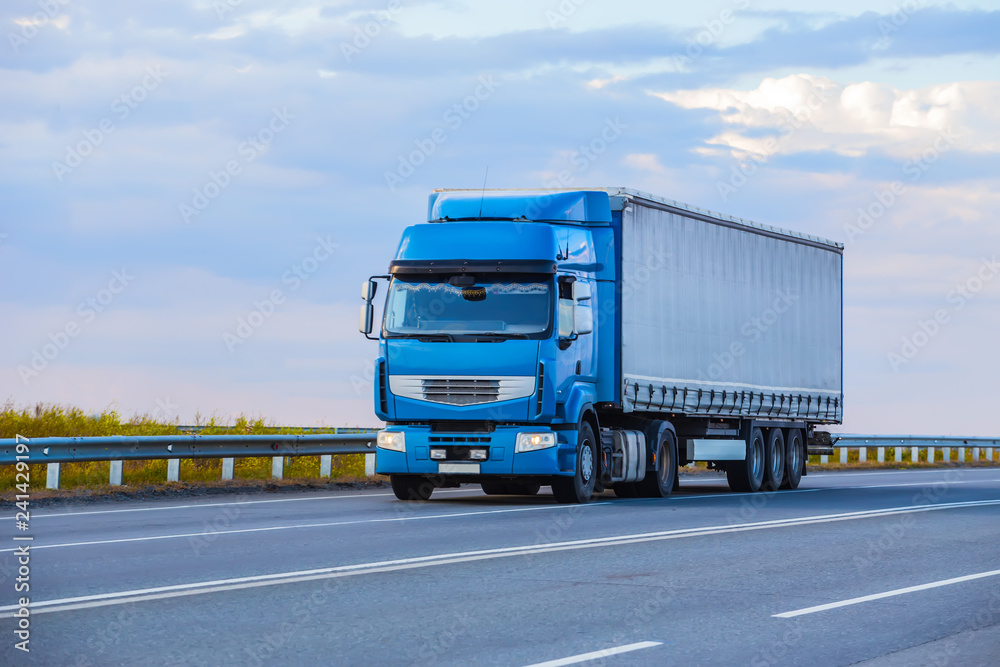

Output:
xmin=819 ymin=434 xmax=999 ymax=465
xmin=1 ymin=431 xmax=379 ymax=489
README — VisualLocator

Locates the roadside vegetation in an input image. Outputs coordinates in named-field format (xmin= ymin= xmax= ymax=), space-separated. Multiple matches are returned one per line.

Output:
xmin=0 ymin=403 xmax=366 ymax=493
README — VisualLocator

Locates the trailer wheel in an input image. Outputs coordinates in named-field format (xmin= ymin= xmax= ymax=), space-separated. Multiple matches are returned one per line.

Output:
xmin=780 ymin=429 xmax=804 ymax=490
xmin=390 ymin=474 xmax=434 ymax=501
xmin=552 ymin=423 xmax=597 ymax=504
xmin=636 ymin=431 xmax=677 ymax=498
xmin=727 ymin=428 xmax=765 ymax=492
xmin=762 ymin=428 xmax=785 ymax=492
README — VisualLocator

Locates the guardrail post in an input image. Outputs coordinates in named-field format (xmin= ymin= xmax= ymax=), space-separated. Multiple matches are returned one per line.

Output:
xmin=928 ymin=447 xmax=935 ymax=463
xmin=272 ymin=456 xmax=284 ymax=479
xmin=895 ymin=447 xmax=902 ymax=463
xmin=221 ymin=458 xmax=234 ymax=480
xmin=972 ymin=447 xmax=979 ymax=462
xmin=877 ymin=447 xmax=884 ymax=463
xmin=365 ymin=452 xmax=375 ymax=477
xmin=320 ymin=455 xmax=332 ymax=477
xmin=942 ymin=447 xmax=950 ymax=462
xmin=109 ymin=461 xmax=123 ymax=486
xmin=988 ymin=447 xmax=994 ymax=462
xmin=958 ymin=447 xmax=965 ymax=462
xmin=911 ymin=446 xmax=918 ymax=462
xmin=840 ymin=447 xmax=848 ymax=464
xmin=167 ymin=459 xmax=180 ymax=482
xmin=859 ymin=446 xmax=867 ymax=463
xmin=820 ymin=454 xmax=828 ymax=464
xmin=46 ymin=463 xmax=60 ymax=489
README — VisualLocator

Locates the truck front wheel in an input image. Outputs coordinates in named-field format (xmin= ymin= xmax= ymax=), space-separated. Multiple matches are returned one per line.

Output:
xmin=552 ymin=423 xmax=597 ymax=504
xmin=391 ymin=474 xmax=434 ymax=501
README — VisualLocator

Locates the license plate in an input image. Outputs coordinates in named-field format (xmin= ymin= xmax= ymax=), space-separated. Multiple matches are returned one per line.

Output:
xmin=438 ymin=463 xmax=480 ymax=474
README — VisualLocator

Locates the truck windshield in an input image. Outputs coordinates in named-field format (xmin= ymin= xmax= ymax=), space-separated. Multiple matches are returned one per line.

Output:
xmin=383 ymin=274 xmax=552 ymax=338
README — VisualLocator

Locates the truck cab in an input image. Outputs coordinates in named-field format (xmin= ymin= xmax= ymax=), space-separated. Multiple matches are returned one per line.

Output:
xmin=361 ymin=190 xmax=609 ymax=502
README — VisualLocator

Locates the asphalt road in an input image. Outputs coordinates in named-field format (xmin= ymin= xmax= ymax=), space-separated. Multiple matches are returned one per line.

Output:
xmin=2 ymin=467 xmax=999 ymax=666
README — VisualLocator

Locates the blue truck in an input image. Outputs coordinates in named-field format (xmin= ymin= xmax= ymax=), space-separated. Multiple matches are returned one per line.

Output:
xmin=360 ymin=188 xmax=843 ymax=502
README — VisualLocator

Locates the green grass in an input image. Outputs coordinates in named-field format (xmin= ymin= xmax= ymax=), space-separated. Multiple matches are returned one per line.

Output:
xmin=1 ymin=403 xmax=366 ymax=492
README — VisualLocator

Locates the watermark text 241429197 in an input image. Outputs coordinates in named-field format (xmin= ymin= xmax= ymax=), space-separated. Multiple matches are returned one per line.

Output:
xmin=12 ymin=435 xmax=33 ymax=653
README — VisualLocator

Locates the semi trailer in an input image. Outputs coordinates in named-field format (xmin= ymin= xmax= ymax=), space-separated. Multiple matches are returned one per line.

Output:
xmin=360 ymin=188 xmax=843 ymax=502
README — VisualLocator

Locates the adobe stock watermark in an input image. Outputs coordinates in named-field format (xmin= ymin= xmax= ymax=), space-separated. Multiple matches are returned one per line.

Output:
xmin=384 ymin=75 xmax=501 ymax=192
xmin=671 ymin=0 xmax=751 ymax=71
xmin=223 ymin=236 xmax=339 ymax=352
xmin=52 ymin=65 xmax=167 ymax=181
xmin=844 ymin=128 xmax=957 ymax=243
xmin=698 ymin=290 xmax=799 ymax=383
xmin=888 ymin=256 xmax=999 ymax=371
xmin=8 ymin=0 xmax=71 ymax=54
xmin=212 ymin=0 xmax=243 ymax=20
xmin=340 ymin=0 xmax=401 ymax=62
xmin=18 ymin=269 xmax=135 ymax=385
xmin=545 ymin=0 xmax=588 ymax=28
xmin=541 ymin=117 xmax=627 ymax=189
xmin=875 ymin=0 xmax=926 ymax=46
xmin=179 ymin=107 xmax=294 ymax=223
xmin=716 ymin=80 xmax=833 ymax=201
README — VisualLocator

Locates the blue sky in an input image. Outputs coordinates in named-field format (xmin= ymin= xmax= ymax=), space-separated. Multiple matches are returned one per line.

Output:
xmin=1 ymin=0 xmax=998 ymax=434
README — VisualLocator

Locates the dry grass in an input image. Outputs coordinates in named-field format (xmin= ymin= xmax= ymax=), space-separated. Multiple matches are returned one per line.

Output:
xmin=1 ymin=402 xmax=365 ymax=492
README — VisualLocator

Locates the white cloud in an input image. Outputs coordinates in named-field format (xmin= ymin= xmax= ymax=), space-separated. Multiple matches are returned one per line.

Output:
xmin=654 ymin=74 xmax=1000 ymax=158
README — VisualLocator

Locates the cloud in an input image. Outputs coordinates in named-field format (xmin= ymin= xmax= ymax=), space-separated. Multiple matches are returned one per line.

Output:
xmin=654 ymin=73 xmax=1000 ymax=159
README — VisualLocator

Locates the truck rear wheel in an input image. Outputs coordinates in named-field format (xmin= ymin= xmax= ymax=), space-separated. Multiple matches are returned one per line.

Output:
xmin=780 ymin=429 xmax=804 ymax=490
xmin=552 ymin=423 xmax=597 ymax=504
xmin=635 ymin=430 xmax=677 ymax=498
xmin=762 ymin=428 xmax=785 ymax=492
xmin=391 ymin=474 xmax=434 ymax=501
xmin=727 ymin=427 xmax=765 ymax=493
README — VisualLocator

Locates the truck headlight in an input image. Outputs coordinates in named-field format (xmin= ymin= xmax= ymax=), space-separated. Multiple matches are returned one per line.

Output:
xmin=377 ymin=431 xmax=405 ymax=452
xmin=515 ymin=432 xmax=556 ymax=453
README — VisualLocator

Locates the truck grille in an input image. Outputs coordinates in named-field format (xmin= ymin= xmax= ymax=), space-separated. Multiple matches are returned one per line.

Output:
xmin=423 ymin=379 xmax=498 ymax=405
xmin=389 ymin=375 xmax=535 ymax=406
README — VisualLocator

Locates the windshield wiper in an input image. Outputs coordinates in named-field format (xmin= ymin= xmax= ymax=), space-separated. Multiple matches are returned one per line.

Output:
xmin=478 ymin=332 xmax=530 ymax=339
xmin=416 ymin=333 xmax=455 ymax=342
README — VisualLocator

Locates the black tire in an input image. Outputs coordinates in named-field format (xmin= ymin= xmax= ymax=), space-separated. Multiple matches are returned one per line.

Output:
xmin=780 ymin=429 xmax=804 ymax=490
xmin=636 ymin=430 xmax=677 ymax=498
xmin=727 ymin=427 xmax=765 ymax=493
xmin=762 ymin=428 xmax=785 ymax=492
xmin=480 ymin=481 xmax=508 ymax=495
xmin=552 ymin=423 xmax=597 ymax=504
xmin=390 ymin=474 xmax=434 ymax=501
xmin=614 ymin=483 xmax=638 ymax=498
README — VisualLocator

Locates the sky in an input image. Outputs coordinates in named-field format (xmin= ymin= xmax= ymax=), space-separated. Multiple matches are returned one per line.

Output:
xmin=1 ymin=0 xmax=998 ymax=434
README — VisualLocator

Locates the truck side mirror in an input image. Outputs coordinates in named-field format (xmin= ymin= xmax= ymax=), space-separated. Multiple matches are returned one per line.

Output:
xmin=573 ymin=281 xmax=593 ymax=335
xmin=574 ymin=304 xmax=593 ymax=335
xmin=558 ymin=299 xmax=575 ymax=339
xmin=360 ymin=303 xmax=374 ymax=335
xmin=360 ymin=279 xmax=379 ymax=336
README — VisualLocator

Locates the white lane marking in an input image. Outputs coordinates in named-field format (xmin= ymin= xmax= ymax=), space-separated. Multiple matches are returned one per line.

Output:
xmin=825 ymin=478 xmax=1000 ymax=491
xmin=0 ymin=502 xmax=613 ymax=553
xmin=523 ymin=641 xmax=663 ymax=667
xmin=0 ymin=488 xmax=480 ymax=521
xmin=774 ymin=568 xmax=1000 ymax=618
xmin=2 ymin=498 xmax=997 ymax=618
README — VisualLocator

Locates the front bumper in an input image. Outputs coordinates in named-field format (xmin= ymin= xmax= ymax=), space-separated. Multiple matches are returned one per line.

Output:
xmin=375 ymin=425 xmax=577 ymax=477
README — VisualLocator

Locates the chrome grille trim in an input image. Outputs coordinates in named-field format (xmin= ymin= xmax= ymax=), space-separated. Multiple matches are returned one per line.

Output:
xmin=389 ymin=375 xmax=535 ymax=406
